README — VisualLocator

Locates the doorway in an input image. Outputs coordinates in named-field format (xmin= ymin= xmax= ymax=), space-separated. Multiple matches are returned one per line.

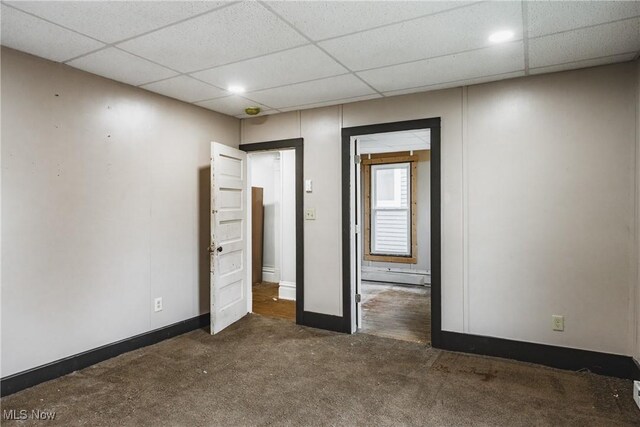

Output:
xmin=356 ymin=130 xmax=432 ymax=344
xmin=341 ymin=118 xmax=441 ymax=346
xmin=240 ymin=139 xmax=304 ymax=325
xmin=248 ymin=149 xmax=295 ymax=321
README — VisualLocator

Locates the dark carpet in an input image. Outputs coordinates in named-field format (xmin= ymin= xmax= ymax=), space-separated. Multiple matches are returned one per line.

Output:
xmin=2 ymin=314 xmax=638 ymax=426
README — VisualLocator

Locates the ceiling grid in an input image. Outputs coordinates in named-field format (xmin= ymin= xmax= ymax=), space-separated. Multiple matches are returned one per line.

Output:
xmin=1 ymin=0 xmax=638 ymax=118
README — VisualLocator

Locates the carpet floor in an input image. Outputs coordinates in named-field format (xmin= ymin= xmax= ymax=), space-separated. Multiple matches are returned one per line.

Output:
xmin=2 ymin=314 xmax=638 ymax=426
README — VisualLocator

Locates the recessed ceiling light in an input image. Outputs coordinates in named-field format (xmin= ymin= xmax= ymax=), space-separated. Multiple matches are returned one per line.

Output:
xmin=228 ymin=85 xmax=245 ymax=94
xmin=488 ymin=30 xmax=514 ymax=43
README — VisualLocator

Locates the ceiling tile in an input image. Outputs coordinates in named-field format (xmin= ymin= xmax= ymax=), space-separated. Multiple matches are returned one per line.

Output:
xmin=0 ymin=4 xmax=105 ymax=62
xmin=527 ymin=1 xmax=640 ymax=38
xmin=235 ymin=109 xmax=280 ymax=119
xmin=191 ymin=45 xmax=348 ymax=92
xmin=383 ymin=71 xmax=525 ymax=97
xmin=362 ymin=131 xmax=428 ymax=140
xmin=140 ymin=76 xmax=228 ymax=103
xmin=5 ymin=1 xmax=226 ymax=44
xmin=118 ymin=2 xmax=308 ymax=73
xmin=66 ymin=48 xmax=178 ymax=86
xmin=268 ymin=1 xmax=472 ymax=41
xmin=247 ymin=74 xmax=377 ymax=109
xmin=195 ymin=96 xmax=272 ymax=117
xmin=359 ymin=130 xmax=430 ymax=143
xmin=359 ymin=136 xmax=430 ymax=154
xmin=358 ymin=42 xmax=524 ymax=93
xmin=529 ymin=53 xmax=638 ymax=76
xmin=278 ymin=93 xmax=382 ymax=112
xmin=4 ymin=0 xmax=637 ymax=112
xmin=528 ymin=18 xmax=640 ymax=69
xmin=318 ymin=1 xmax=522 ymax=71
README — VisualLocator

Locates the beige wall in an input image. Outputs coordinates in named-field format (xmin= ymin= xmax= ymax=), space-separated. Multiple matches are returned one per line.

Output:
xmin=241 ymin=62 xmax=638 ymax=356
xmin=466 ymin=66 xmax=634 ymax=354
xmin=1 ymin=47 xmax=240 ymax=377
xmin=636 ymin=59 xmax=640 ymax=362
xmin=2 ymin=45 xmax=636 ymax=377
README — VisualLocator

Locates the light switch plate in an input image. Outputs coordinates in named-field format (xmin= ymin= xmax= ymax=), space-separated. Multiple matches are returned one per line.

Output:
xmin=305 ymin=208 xmax=316 ymax=220
xmin=305 ymin=179 xmax=312 ymax=193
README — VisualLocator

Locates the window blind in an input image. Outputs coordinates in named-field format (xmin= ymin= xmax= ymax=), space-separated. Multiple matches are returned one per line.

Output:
xmin=371 ymin=163 xmax=410 ymax=256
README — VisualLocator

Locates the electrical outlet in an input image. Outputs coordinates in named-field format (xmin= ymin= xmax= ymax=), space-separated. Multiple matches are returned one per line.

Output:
xmin=154 ymin=297 xmax=163 ymax=312
xmin=305 ymin=208 xmax=316 ymax=220
xmin=552 ymin=315 xmax=564 ymax=331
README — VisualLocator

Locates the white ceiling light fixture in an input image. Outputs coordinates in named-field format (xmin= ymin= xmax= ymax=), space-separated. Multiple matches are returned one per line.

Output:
xmin=227 ymin=85 xmax=246 ymax=94
xmin=488 ymin=30 xmax=514 ymax=43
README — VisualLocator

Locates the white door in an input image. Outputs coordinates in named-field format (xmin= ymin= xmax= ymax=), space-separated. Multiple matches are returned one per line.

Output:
xmin=350 ymin=137 xmax=363 ymax=332
xmin=355 ymin=139 xmax=363 ymax=329
xmin=210 ymin=142 xmax=248 ymax=334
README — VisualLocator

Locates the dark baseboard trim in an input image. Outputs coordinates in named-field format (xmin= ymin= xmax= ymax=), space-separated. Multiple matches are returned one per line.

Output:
xmin=5 ymin=315 xmax=635 ymax=398
xmin=301 ymin=311 xmax=349 ymax=333
xmin=1 ymin=313 xmax=210 ymax=397
xmin=632 ymin=357 xmax=640 ymax=381
xmin=439 ymin=331 xmax=639 ymax=380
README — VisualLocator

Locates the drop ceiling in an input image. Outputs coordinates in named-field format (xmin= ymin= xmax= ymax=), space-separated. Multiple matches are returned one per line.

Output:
xmin=358 ymin=130 xmax=430 ymax=154
xmin=2 ymin=1 xmax=639 ymax=118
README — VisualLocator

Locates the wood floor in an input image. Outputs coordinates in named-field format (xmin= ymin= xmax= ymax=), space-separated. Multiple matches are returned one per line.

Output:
xmin=359 ymin=281 xmax=431 ymax=345
xmin=252 ymin=280 xmax=429 ymax=342
xmin=252 ymin=282 xmax=295 ymax=322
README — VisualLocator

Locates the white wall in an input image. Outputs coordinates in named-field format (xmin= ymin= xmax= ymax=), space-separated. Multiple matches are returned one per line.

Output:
xmin=279 ymin=149 xmax=297 ymax=300
xmin=241 ymin=62 xmax=638 ymax=356
xmin=1 ymin=48 xmax=240 ymax=377
xmin=248 ymin=149 xmax=296 ymax=296
xmin=635 ymin=59 xmax=640 ymax=362
xmin=465 ymin=68 xmax=634 ymax=353
xmin=250 ymin=151 xmax=280 ymax=281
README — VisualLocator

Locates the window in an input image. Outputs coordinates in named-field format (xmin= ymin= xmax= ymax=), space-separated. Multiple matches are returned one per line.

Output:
xmin=371 ymin=163 xmax=410 ymax=256
xmin=363 ymin=153 xmax=417 ymax=263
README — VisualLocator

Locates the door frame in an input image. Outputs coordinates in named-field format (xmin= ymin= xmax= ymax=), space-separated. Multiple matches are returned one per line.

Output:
xmin=341 ymin=118 xmax=441 ymax=346
xmin=239 ymin=138 xmax=304 ymax=324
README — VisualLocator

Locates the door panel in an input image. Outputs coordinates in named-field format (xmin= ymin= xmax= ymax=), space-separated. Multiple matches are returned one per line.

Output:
xmin=210 ymin=142 xmax=248 ymax=334
xmin=355 ymin=139 xmax=363 ymax=329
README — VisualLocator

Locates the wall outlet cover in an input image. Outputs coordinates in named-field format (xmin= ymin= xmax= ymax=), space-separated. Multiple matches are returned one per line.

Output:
xmin=552 ymin=315 xmax=564 ymax=331
xmin=154 ymin=297 xmax=163 ymax=312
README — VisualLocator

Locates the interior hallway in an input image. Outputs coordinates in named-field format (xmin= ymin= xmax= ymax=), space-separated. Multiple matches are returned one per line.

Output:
xmin=1 ymin=315 xmax=636 ymax=427
xmin=360 ymin=281 xmax=431 ymax=345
